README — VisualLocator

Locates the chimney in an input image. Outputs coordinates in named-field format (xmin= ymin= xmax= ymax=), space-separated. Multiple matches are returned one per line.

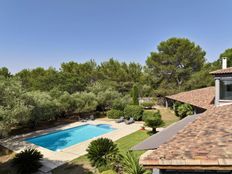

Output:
xmin=222 ymin=57 xmax=227 ymax=69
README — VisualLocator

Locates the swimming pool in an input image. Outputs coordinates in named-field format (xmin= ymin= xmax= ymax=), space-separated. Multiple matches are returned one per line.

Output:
xmin=26 ymin=124 xmax=115 ymax=151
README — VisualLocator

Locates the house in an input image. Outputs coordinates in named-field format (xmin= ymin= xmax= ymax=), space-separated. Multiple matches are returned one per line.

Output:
xmin=136 ymin=58 xmax=232 ymax=174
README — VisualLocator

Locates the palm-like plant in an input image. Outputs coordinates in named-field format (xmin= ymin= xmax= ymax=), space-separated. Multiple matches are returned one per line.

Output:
xmin=122 ymin=151 xmax=148 ymax=174
xmin=12 ymin=148 xmax=43 ymax=174
xmin=86 ymin=138 xmax=119 ymax=169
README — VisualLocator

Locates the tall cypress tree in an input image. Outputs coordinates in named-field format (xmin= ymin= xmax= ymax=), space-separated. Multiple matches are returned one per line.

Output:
xmin=132 ymin=84 xmax=139 ymax=105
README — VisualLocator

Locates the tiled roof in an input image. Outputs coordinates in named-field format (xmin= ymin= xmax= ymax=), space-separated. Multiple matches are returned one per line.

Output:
xmin=166 ymin=87 xmax=215 ymax=110
xmin=140 ymin=104 xmax=232 ymax=169
xmin=210 ymin=67 xmax=232 ymax=75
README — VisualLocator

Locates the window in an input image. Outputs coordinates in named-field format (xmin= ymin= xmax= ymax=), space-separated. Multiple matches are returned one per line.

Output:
xmin=220 ymin=80 xmax=232 ymax=100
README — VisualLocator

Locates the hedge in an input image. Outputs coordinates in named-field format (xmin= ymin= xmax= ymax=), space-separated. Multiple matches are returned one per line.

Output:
xmin=124 ymin=105 xmax=143 ymax=121
xmin=141 ymin=102 xmax=155 ymax=109
xmin=107 ymin=109 xmax=124 ymax=119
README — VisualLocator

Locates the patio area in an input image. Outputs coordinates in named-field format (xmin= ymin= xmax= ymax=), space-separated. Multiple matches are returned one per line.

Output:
xmin=0 ymin=119 xmax=143 ymax=173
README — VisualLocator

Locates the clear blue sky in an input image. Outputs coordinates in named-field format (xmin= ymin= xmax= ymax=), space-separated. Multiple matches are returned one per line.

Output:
xmin=1 ymin=0 xmax=232 ymax=73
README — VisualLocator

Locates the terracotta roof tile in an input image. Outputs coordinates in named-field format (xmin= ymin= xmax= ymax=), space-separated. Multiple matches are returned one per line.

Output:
xmin=166 ymin=87 xmax=215 ymax=109
xmin=140 ymin=104 xmax=232 ymax=167
xmin=210 ymin=67 xmax=232 ymax=75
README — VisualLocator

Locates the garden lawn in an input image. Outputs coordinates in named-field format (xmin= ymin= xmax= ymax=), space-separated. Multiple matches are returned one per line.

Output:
xmin=116 ymin=130 xmax=150 ymax=157
xmin=150 ymin=106 xmax=179 ymax=127
xmin=52 ymin=130 xmax=150 ymax=174
xmin=159 ymin=107 xmax=179 ymax=126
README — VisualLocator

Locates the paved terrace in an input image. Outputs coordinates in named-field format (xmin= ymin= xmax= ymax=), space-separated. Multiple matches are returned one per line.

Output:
xmin=0 ymin=119 xmax=143 ymax=173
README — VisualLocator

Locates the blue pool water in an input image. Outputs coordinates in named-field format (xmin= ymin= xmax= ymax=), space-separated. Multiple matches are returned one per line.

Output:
xmin=26 ymin=124 xmax=115 ymax=151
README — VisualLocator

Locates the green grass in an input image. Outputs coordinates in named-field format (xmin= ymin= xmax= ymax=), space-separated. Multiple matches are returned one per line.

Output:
xmin=52 ymin=130 xmax=149 ymax=174
xmin=116 ymin=130 xmax=149 ymax=157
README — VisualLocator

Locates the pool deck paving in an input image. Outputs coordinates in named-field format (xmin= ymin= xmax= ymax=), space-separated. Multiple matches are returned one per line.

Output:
xmin=0 ymin=119 xmax=143 ymax=173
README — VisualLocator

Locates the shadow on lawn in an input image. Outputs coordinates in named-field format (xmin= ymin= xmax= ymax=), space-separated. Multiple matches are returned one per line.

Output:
xmin=147 ymin=131 xmax=156 ymax=136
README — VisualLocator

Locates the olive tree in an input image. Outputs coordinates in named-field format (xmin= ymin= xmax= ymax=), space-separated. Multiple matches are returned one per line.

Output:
xmin=0 ymin=77 xmax=31 ymax=136
xmin=23 ymin=91 xmax=59 ymax=127
xmin=87 ymin=81 xmax=121 ymax=111
xmin=72 ymin=92 xmax=98 ymax=113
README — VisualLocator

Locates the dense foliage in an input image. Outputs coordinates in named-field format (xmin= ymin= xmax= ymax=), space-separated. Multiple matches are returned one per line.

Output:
xmin=145 ymin=38 xmax=218 ymax=96
xmin=0 ymin=37 xmax=229 ymax=136
xmin=140 ymin=102 xmax=155 ymax=109
xmin=173 ymin=102 xmax=181 ymax=116
xmin=175 ymin=103 xmax=194 ymax=119
xmin=124 ymin=105 xmax=144 ymax=120
xmin=12 ymin=148 xmax=43 ymax=174
xmin=0 ymin=78 xmax=31 ymax=136
xmin=107 ymin=109 xmax=124 ymax=119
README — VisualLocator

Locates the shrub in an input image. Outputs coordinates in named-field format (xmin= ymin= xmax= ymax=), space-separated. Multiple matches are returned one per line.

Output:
xmin=173 ymin=102 xmax=181 ymax=116
xmin=87 ymin=138 xmax=119 ymax=169
xmin=107 ymin=109 xmax=124 ymax=119
xmin=142 ymin=110 xmax=154 ymax=121
xmin=143 ymin=111 xmax=163 ymax=133
xmin=176 ymin=103 xmax=193 ymax=119
xmin=124 ymin=105 xmax=143 ymax=121
xmin=12 ymin=148 xmax=43 ymax=174
xmin=141 ymin=102 xmax=155 ymax=109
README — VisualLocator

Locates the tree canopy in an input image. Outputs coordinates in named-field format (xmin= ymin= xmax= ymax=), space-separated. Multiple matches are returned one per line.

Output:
xmin=146 ymin=38 xmax=206 ymax=95
xmin=213 ymin=48 xmax=232 ymax=68
xmin=0 ymin=37 xmax=226 ymax=136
